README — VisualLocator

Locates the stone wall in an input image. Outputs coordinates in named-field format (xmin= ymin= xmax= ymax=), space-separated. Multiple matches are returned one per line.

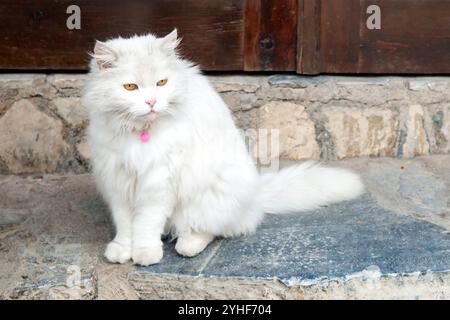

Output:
xmin=0 ymin=74 xmax=449 ymax=174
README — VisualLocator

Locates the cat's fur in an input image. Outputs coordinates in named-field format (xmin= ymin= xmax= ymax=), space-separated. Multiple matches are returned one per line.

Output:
xmin=82 ymin=29 xmax=364 ymax=266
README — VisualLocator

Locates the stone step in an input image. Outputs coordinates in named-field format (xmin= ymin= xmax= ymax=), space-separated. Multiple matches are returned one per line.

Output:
xmin=0 ymin=74 xmax=449 ymax=174
xmin=0 ymin=156 xmax=449 ymax=299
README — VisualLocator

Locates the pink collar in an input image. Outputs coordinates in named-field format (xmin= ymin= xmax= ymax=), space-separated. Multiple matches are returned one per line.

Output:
xmin=139 ymin=122 xmax=150 ymax=143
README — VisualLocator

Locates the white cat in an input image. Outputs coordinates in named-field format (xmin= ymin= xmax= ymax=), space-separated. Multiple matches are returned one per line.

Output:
xmin=82 ymin=29 xmax=364 ymax=266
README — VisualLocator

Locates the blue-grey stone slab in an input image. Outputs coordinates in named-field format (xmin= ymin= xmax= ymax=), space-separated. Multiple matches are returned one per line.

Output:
xmin=138 ymin=193 xmax=450 ymax=283
xmin=136 ymin=238 xmax=223 ymax=276
xmin=268 ymin=75 xmax=326 ymax=88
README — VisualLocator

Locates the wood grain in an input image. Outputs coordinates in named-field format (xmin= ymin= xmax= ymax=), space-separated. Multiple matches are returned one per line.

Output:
xmin=297 ymin=0 xmax=321 ymax=74
xmin=0 ymin=0 xmax=245 ymax=70
xmin=244 ymin=0 xmax=298 ymax=71
xmin=319 ymin=0 xmax=450 ymax=73
xmin=1 ymin=0 xmax=450 ymax=73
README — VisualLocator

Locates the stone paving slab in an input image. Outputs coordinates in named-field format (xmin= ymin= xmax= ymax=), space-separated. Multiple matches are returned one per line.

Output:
xmin=138 ymin=193 xmax=450 ymax=282
xmin=0 ymin=156 xmax=449 ymax=299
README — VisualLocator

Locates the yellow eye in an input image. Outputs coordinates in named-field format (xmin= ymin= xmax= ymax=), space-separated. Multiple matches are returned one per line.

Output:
xmin=156 ymin=79 xmax=168 ymax=86
xmin=123 ymin=83 xmax=138 ymax=91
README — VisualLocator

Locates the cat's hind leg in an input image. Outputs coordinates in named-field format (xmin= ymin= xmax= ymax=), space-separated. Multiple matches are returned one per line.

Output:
xmin=175 ymin=229 xmax=215 ymax=257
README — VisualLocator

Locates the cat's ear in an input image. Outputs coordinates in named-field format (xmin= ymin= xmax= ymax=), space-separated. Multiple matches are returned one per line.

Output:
xmin=159 ymin=28 xmax=181 ymax=54
xmin=92 ymin=41 xmax=117 ymax=70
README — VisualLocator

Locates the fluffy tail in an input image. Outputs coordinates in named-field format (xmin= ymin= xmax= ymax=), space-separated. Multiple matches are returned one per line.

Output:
xmin=259 ymin=162 xmax=364 ymax=214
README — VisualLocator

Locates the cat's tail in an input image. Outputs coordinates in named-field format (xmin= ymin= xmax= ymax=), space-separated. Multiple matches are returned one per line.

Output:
xmin=258 ymin=162 xmax=364 ymax=214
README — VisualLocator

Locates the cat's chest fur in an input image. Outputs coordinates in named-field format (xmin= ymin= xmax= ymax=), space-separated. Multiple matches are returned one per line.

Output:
xmin=93 ymin=118 xmax=189 ymax=177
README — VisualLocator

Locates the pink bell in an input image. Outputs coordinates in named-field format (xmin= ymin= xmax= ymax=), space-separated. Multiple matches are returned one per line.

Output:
xmin=140 ymin=130 xmax=150 ymax=143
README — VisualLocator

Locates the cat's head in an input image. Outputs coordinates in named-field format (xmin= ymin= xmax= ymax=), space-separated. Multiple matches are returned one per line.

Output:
xmin=84 ymin=29 xmax=195 ymax=126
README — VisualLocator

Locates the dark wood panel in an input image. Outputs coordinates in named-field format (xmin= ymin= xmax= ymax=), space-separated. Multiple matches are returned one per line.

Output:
xmin=0 ymin=0 xmax=245 ymax=70
xmin=297 ymin=0 xmax=321 ymax=74
xmin=358 ymin=0 xmax=450 ymax=73
xmin=2 ymin=0 xmax=450 ymax=73
xmin=244 ymin=0 xmax=297 ymax=71
xmin=319 ymin=0 xmax=450 ymax=73
xmin=320 ymin=0 xmax=361 ymax=73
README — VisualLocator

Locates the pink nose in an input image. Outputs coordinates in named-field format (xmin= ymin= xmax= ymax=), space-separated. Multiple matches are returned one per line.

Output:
xmin=146 ymin=99 xmax=156 ymax=108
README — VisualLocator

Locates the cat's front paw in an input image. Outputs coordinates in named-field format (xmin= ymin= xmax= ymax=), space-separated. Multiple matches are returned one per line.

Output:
xmin=132 ymin=244 xmax=163 ymax=266
xmin=104 ymin=241 xmax=132 ymax=264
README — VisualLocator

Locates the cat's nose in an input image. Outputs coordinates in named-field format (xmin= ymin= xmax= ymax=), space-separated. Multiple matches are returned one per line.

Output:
xmin=146 ymin=99 xmax=156 ymax=108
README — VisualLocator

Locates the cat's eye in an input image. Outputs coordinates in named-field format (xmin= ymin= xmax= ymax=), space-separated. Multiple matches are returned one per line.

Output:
xmin=156 ymin=79 xmax=168 ymax=86
xmin=123 ymin=83 xmax=138 ymax=91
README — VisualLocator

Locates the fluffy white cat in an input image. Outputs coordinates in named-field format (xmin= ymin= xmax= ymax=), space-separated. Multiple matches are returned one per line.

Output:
xmin=82 ymin=29 xmax=364 ymax=266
